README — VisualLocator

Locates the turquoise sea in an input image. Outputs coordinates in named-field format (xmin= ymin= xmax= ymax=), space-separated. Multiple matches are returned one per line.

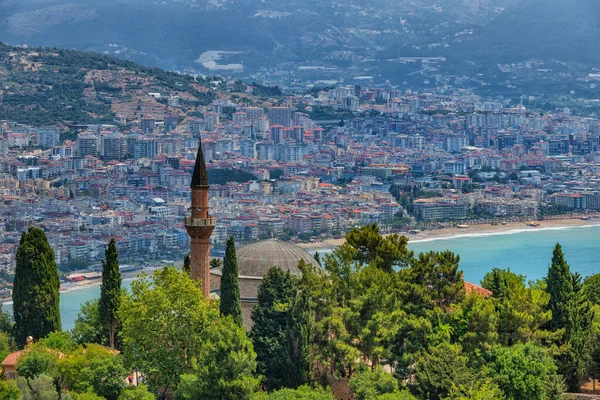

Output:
xmin=7 ymin=225 xmax=600 ymax=330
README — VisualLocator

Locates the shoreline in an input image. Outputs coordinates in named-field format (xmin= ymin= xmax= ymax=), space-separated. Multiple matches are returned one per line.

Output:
xmin=1 ymin=270 xmax=143 ymax=305
xmin=4 ymin=218 xmax=598 ymax=303
xmin=298 ymin=217 xmax=600 ymax=253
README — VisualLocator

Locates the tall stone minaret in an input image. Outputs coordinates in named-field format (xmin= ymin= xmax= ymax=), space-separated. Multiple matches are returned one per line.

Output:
xmin=185 ymin=139 xmax=216 ymax=299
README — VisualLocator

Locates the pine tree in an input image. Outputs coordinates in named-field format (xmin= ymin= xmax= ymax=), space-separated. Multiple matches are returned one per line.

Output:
xmin=546 ymin=243 xmax=593 ymax=392
xmin=220 ymin=237 xmax=243 ymax=326
xmin=183 ymin=253 xmax=191 ymax=275
xmin=13 ymin=227 xmax=61 ymax=348
xmin=98 ymin=238 xmax=122 ymax=349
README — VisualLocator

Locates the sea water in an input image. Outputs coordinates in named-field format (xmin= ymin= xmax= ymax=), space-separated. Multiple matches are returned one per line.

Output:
xmin=7 ymin=225 xmax=600 ymax=330
xmin=407 ymin=225 xmax=600 ymax=284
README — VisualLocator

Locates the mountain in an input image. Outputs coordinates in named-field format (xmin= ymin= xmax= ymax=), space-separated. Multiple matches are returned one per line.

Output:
xmin=0 ymin=44 xmax=227 ymax=127
xmin=0 ymin=0 xmax=516 ymax=77
xmin=457 ymin=0 xmax=600 ymax=64
xmin=1 ymin=0 xmax=599 ymax=98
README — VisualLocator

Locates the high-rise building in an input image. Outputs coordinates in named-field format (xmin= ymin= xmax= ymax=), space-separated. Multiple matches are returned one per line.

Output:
xmin=267 ymin=107 xmax=293 ymax=127
xmin=77 ymin=133 xmax=98 ymax=157
xmin=243 ymin=107 xmax=265 ymax=123
xmin=133 ymin=137 xmax=158 ymax=160
xmin=257 ymin=141 xmax=275 ymax=160
xmin=185 ymin=139 xmax=216 ymax=299
xmin=164 ymin=113 xmax=177 ymax=133
xmin=37 ymin=127 xmax=60 ymax=148
xmin=204 ymin=113 xmax=220 ymax=131
xmin=141 ymin=115 xmax=155 ymax=134
xmin=189 ymin=118 xmax=204 ymax=136
xmin=100 ymin=132 xmax=122 ymax=160
xmin=232 ymin=112 xmax=246 ymax=126
xmin=240 ymin=139 xmax=257 ymax=158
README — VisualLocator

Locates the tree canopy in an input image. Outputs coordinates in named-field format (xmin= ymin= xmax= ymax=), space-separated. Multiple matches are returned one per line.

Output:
xmin=13 ymin=227 xmax=61 ymax=347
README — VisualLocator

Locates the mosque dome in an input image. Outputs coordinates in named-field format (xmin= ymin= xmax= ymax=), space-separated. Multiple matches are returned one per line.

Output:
xmin=236 ymin=239 xmax=320 ymax=278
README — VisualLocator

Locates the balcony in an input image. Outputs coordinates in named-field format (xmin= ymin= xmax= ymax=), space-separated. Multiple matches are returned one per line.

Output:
xmin=184 ymin=217 xmax=216 ymax=227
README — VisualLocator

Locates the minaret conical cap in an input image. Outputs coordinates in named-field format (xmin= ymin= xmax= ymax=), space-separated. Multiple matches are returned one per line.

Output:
xmin=191 ymin=138 xmax=209 ymax=187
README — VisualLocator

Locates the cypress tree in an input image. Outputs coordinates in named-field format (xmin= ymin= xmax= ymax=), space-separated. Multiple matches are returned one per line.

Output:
xmin=98 ymin=238 xmax=122 ymax=349
xmin=183 ymin=253 xmax=191 ymax=275
xmin=286 ymin=290 xmax=312 ymax=388
xmin=13 ymin=227 xmax=61 ymax=348
xmin=220 ymin=237 xmax=243 ymax=326
xmin=313 ymin=252 xmax=321 ymax=267
xmin=546 ymin=243 xmax=593 ymax=392
xmin=547 ymin=244 xmax=574 ymax=332
xmin=251 ymin=267 xmax=298 ymax=390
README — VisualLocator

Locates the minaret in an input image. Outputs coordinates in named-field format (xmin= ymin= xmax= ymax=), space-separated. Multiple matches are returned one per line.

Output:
xmin=185 ymin=139 xmax=216 ymax=299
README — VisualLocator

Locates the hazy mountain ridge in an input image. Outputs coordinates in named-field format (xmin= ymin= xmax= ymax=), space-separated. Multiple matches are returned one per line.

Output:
xmin=0 ymin=0 xmax=517 ymax=72
xmin=0 ymin=0 xmax=598 ymax=97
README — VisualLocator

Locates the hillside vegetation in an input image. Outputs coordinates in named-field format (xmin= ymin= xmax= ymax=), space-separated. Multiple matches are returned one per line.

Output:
xmin=0 ymin=45 xmax=281 ymax=127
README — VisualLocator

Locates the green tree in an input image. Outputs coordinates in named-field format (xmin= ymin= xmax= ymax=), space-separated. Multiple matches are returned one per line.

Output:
xmin=16 ymin=375 xmax=60 ymax=400
xmin=407 ymin=251 xmax=465 ymax=309
xmin=286 ymin=289 xmax=313 ymax=388
xmin=0 ymin=331 xmax=11 ymax=365
xmin=412 ymin=342 xmax=476 ymax=400
xmin=267 ymin=385 xmax=335 ymax=399
xmin=176 ymin=315 xmax=259 ymax=399
xmin=57 ymin=344 xmax=126 ymax=400
xmin=71 ymin=392 xmax=106 ymax=400
xmin=444 ymin=381 xmax=503 ymax=400
xmin=72 ymin=299 xmax=106 ymax=346
xmin=342 ymin=223 xmax=413 ymax=272
xmin=251 ymin=267 xmax=298 ymax=390
xmin=183 ymin=253 xmax=191 ymax=275
xmin=0 ymin=309 xmax=13 ymax=335
xmin=40 ymin=331 xmax=76 ymax=353
xmin=210 ymin=258 xmax=223 ymax=270
xmin=13 ymin=227 xmax=61 ymax=347
xmin=118 ymin=267 xmax=219 ymax=396
xmin=481 ymin=268 xmax=526 ymax=301
xmin=99 ymin=239 xmax=122 ymax=349
xmin=117 ymin=385 xmax=154 ymax=400
xmin=455 ymin=294 xmax=499 ymax=364
xmin=583 ymin=273 xmax=600 ymax=305
xmin=16 ymin=342 xmax=60 ymax=380
xmin=220 ymin=237 xmax=243 ymax=326
xmin=489 ymin=343 xmax=558 ymax=400
xmin=349 ymin=365 xmax=401 ymax=400
xmin=545 ymin=243 xmax=593 ymax=391
xmin=482 ymin=269 xmax=556 ymax=347
xmin=313 ymin=252 xmax=321 ymax=267
xmin=0 ymin=380 xmax=21 ymax=400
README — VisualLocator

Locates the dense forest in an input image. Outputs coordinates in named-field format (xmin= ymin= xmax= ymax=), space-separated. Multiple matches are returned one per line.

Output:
xmin=2 ymin=224 xmax=600 ymax=399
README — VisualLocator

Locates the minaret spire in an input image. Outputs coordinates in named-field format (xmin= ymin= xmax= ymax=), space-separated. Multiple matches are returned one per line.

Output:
xmin=191 ymin=138 xmax=209 ymax=187
xmin=185 ymin=138 xmax=216 ymax=299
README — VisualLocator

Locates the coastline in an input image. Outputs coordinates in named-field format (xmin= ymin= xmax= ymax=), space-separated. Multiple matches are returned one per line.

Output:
xmin=4 ymin=218 xmax=598 ymax=303
xmin=1 ymin=270 xmax=143 ymax=305
xmin=298 ymin=216 xmax=600 ymax=253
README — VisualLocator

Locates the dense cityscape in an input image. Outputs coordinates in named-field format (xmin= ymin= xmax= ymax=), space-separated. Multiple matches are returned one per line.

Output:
xmin=2 ymin=81 xmax=600 ymax=280
xmin=2 ymin=2 xmax=600 ymax=398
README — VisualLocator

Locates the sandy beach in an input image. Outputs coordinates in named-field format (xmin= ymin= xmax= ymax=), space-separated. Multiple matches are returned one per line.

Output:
xmin=297 ymin=216 xmax=600 ymax=253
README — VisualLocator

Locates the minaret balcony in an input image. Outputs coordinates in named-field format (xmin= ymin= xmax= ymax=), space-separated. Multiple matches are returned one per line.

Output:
xmin=184 ymin=217 xmax=216 ymax=227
